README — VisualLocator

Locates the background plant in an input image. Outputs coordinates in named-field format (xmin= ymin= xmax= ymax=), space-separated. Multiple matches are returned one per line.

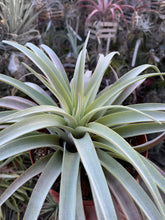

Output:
xmin=0 ymin=0 xmax=40 ymax=46
xmin=0 ymin=154 xmax=32 ymax=220
xmin=76 ymin=0 xmax=135 ymax=23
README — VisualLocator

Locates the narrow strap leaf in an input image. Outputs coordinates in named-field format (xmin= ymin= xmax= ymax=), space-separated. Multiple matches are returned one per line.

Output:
xmin=76 ymin=173 xmax=86 ymax=220
xmin=72 ymin=133 xmax=117 ymax=220
xmin=40 ymin=44 xmax=70 ymax=88
xmin=97 ymin=110 xmax=165 ymax=127
xmin=3 ymin=41 xmax=71 ymax=97
xmin=71 ymin=37 xmax=88 ymax=116
xmin=25 ymin=42 xmax=71 ymax=98
xmin=0 ymin=134 xmax=61 ymax=161
xmin=59 ymin=148 xmax=80 ymax=220
xmin=0 ymin=105 xmax=77 ymax=127
xmin=76 ymin=123 xmax=165 ymax=216
xmin=98 ymin=149 xmax=163 ymax=220
xmin=0 ymin=74 xmax=55 ymax=105
xmin=0 ymin=154 xmax=52 ymax=206
xmin=114 ymin=122 xmax=165 ymax=138
xmin=140 ymin=157 xmax=165 ymax=193
xmin=86 ymin=72 xmax=165 ymax=113
xmin=23 ymin=151 xmax=62 ymax=220
xmin=81 ymin=105 xmax=162 ymax=125
xmin=0 ymin=96 xmax=36 ymax=110
xmin=23 ymin=63 xmax=72 ymax=113
xmin=84 ymin=52 xmax=119 ymax=107
xmin=0 ymin=114 xmax=66 ymax=146
xmin=129 ymin=103 xmax=165 ymax=111
xmin=134 ymin=132 xmax=165 ymax=152
xmin=105 ymin=171 xmax=143 ymax=220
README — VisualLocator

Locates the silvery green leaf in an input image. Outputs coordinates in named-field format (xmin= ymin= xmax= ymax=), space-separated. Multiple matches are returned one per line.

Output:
xmin=0 ymin=154 xmax=52 ymax=206
xmin=0 ymin=134 xmax=61 ymax=161
xmin=59 ymin=148 xmax=80 ymax=220
xmin=23 ymin=151 xmax=62 ymax=220
xmin=73 ymin=133 xmax=117 ymax=220
xmin=98 ymin=149 xmax=163 ymax=219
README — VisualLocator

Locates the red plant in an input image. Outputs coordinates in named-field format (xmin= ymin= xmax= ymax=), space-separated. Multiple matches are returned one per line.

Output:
xmin=76 ymin=0 xmax=135 ymax=23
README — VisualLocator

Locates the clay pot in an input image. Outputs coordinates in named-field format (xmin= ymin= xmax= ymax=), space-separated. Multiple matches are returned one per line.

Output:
xmin=49 ymin=189 xmax=97 ymax=220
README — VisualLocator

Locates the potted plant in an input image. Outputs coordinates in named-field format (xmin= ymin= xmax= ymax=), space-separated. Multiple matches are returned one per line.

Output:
xmin=77 ymin=0 xmax=135 ymax=54
xmin=0 ymin=36 xmax=165 ymax=219
xmin=0 ymin=0 xmax=41 ymax=83
xmin=76 ymin=0 xmax=135 ymax=24
xmin=0 ymin=0 xmax=41 ymax=45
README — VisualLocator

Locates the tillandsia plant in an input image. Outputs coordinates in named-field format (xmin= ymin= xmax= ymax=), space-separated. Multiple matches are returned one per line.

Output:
xmin=0 ymin=0 xmax=40 ymax=45
xmin=76 ymin=0 xmax=135 ymax=23
xmin=0 ymin=36 xmax=165 ymax=220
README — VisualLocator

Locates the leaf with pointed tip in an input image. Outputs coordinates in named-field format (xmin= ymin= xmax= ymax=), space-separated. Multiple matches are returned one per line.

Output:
xmin=80 ymin=105 xmax=162 ymax=125
xmin=40 ymin=44 xmax=69 ymax=88
xmin=25 ymin=42 xmax=70 ymax=92
xmin=111 ymin=64 xmax=160 ymax=104
xmin=86 ymin=72 xmax=165 ymax=113
xmin=114 ymin=64 xmax=160 ymax=85
xmin=3 ymin=41 xmax=71 ymax=98
xmin=97 ymin=110 xmax=165 ymax=127
xmin=71 ymin=36 xmax=88 ymax=115
xmin=134 ymin=132 xmax=165 ymax=153
xmin=23 ymin=62 xmax=72 ymax=112
xmin=114 ymin=122 xmax=165 ymax=138
xmin=113 ymin=80 xmax=145 ymax=105
xmin=84 ymin=52 xmax=119 ymax=107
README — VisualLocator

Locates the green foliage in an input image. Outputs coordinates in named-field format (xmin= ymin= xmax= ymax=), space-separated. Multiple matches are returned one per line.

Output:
xmin=0 ymin=154 xmax=32 ymax=220
xmin=0 ymin=0 xmax=40 ymax=45
xmin=0 ymin=37 xmax=165 ymax=219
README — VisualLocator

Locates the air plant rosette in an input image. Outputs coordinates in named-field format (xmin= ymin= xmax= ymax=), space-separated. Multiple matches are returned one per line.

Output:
xmin=0 ymin=35 xmax=165 ymax=219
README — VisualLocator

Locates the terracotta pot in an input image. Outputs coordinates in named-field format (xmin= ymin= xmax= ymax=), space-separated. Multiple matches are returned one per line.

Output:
xmin=49 ymin=189 xmax=97 ymax=220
